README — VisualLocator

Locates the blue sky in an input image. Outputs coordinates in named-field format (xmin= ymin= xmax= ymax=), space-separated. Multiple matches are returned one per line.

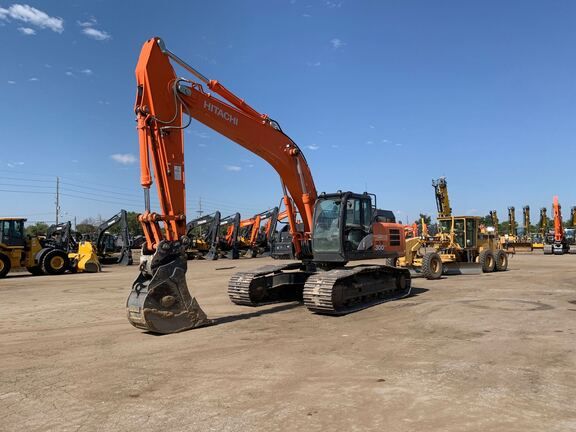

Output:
xmin=1 ymin=0 xmax=575 ymax=226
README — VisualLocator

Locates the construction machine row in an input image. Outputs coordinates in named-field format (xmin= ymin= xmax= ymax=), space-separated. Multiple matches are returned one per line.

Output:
xmin=4 ymin=37 xmax=575 ymax=336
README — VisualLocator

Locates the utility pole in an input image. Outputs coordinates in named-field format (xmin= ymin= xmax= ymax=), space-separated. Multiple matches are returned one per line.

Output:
xmin=55 ymin=176 xmax=60 ymax=224
xmin=196 ymin=197 xmax=203 ymax=235
xmin=196 ymin=197 xmax=203 ymax=217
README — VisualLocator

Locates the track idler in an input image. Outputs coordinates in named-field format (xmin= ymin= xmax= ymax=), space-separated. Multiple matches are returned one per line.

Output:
xmin=126 ymin=240 xmax=212 ymax=334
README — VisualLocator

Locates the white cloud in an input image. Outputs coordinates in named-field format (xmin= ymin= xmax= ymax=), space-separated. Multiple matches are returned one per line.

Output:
xmin=395 ymin=143 xmax=403 ymax=147
xmin=28 ymin=77 xmax=38 ymax=81
xmin=365 ymin=140 xmax=373 ymax=145
xmin=197 ymin=143 xmax=207 ymax=147
xmin=246 ymin=164 xmax=255 ymax=168
xmin=80 ymin=68 xmax=93 ymax=75
xmin=307 ymin=144 xmax=320 ymax=150
xmin=77 ymin=18 xmax=96 ymax=27
xmin=110 ymin=153 xmax=136 ymax=165
xmin=224 ymin=165 xmax=242 ymax=172
xmin=44 ymin=63 xmax=51 ymax=68
xmin=17 ymin=26 xmax=35 ymax=35
xmin=307 ymin=61 xmax=321 ymax=67
xmin=98 ymin=100 xmax=110 ymax=105
xmin=369 ymin=125 xmax=375 ymax=129
xmin=82 ymin=27 xmax=110 ymax=41
xmin=7 ymin=161 xmax=24 ymax=168
xmin=0 ymin=4 xmax=64 ymax=33
xmin=330 ymin=144 xmax=340 ymax=149
xmin=192 ymin=130 xmax=210 ymax=139
xmin=302 ymin=13 xmax=312 ymax=18
xmin=7 ymin=80 xmax=15 ymax=84
xmin=325 ymin=1 xmax=343 ymax=8
xmin=65 ymin=71 xmax=74 ymax=77
xmin=330 ymin=38 xmax=345 ymax=49
xmin=381 ymin=139 xmax=389 ymax=143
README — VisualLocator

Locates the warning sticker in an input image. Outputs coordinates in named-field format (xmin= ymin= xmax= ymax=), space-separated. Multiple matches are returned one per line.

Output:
xmin=174 ymin=165 xmax=182 ymax=181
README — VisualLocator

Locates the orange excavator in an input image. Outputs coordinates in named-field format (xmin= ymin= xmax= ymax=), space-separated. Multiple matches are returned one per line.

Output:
xmin=238 ymin=207 xmax=281 ymax=257
xmin=544 ymin=196 xmax=574 ymax=255
xmin=237 ymin=213 xmax=261 ymax=256
xmin=127 ymin=37 xmax=411 ymax=334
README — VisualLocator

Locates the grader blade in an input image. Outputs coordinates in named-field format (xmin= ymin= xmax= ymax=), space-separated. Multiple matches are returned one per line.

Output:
xmin=127 ymin=241 xmax=212 ymax=334
xmin=442 ymin=262 xmax=482 ymax=276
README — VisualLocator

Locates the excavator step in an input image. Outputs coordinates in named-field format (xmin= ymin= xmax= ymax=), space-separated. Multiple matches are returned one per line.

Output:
xmin=303 ymin=265 xmax=411 ymax=315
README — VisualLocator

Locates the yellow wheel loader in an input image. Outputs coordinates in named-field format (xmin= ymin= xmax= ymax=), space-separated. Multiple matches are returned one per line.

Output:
xmin=0 ymin=218 xmax=99 ymax=278
xmin=46 ymin=222 xmax=101 ymax=273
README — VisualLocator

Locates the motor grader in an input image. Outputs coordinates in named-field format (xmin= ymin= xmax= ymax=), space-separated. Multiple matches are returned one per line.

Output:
xmin=0 ymin=217 xmax=100 ymax=278
xmin=392 ymin=178 xmax=508 ymax=279
xmin=393 ymin=215 xmax=508 ymax=279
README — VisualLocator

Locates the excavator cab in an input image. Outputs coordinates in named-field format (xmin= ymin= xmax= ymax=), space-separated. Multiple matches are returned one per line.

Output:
xmin=312 ymin=192 xmax=404 ymax=263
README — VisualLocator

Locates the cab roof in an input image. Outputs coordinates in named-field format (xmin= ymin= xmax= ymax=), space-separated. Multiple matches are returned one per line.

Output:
xmin=0 ymin=217 xmax=27 ymax=221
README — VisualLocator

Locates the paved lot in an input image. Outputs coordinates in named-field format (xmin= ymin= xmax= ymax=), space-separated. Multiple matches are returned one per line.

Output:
xmin=1 ymin=254 xmax=575 ymax=431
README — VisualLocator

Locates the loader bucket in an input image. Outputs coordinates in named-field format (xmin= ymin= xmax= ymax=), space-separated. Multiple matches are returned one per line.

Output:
xmin=127 ymin=242 xmax=212 ymax=334
xmin=442 ymin=261 xmax=482 ymax=276
xmin=69 ymin=241 xmax=101 ymax=273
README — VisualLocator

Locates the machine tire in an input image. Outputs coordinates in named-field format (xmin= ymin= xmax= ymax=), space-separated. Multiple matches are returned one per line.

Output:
xmin=479 ymin=250 xmax=495 ymax=273
xmin=0 ymin=254 xmax=11 ymax=278
xmin=41 ymin=249 xmax=69 ymax=275
xmin=384 ymin=257 xmax=398 ymax=267
xmin=421 ymin=252 xmax=443 ymax=279
xmin=26 ymin=266 xmax=43 ymax=276
xmin=494 ymin=250 xmax=508 ymax=272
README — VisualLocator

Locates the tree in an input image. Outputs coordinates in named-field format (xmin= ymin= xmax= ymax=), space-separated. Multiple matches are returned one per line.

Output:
xmin=480 ymin=214 xmax=493 ymax=227
xmin=415 ymin=213 xmax=432 ymax=225
xmin=26 ymin=222 xmax=49 ymax=237
xmin=127 ymin=211 xmax=143 ymax=236
xmin=76 ymin=218 xmax=97 ymax=236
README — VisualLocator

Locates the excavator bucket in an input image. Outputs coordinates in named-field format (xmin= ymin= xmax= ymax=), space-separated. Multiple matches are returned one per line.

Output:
xmin=117 ymin=248 xmax=133 ymax=266
xmin=69 ymin=241 xmax=101 ymax=273
xmin=442 ymin=261 xmax=482 ymax=276
xmin=127 ymin=241 xmax=212 ymax=334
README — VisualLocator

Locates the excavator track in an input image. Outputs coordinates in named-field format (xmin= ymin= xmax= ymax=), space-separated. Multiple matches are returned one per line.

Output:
xmin=228 ymin=262 xmax=312 ymax=306
xmin=303 ymin=265 xmax=411 ymax=315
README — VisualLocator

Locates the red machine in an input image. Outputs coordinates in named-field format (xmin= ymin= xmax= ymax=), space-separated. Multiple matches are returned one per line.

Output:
xmin=127 ymin=37 xmax=410 ymax=333
xmin=544 ymin=196 xmax=574 ymax=255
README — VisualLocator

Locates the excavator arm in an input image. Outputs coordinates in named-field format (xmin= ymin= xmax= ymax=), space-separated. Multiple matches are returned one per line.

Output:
xmin=553 ymin=196 xmax=564 ymax=243
xmin=135 ymin=37 xmax=316 ymax=255
xmin=507 ymin=207 xmax=517 ymax=237
xmin=95 ymin=210 xmax=133 ymax=265
xmin=539 ymin=207 xmax=548 ymax=237
xmin=128 ymin=37 xmax=320 ymax=333
xmin=489 ymin=210 xmax=499 ymax=235
xmin=522 ymin=206 xmax=530 ymax=239
xmin=432 ymin=177 xmax=451 ymax=218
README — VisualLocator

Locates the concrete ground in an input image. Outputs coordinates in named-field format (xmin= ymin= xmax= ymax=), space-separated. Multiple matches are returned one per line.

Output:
xmin=0 ymin=254 xmax=575 ymax=432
